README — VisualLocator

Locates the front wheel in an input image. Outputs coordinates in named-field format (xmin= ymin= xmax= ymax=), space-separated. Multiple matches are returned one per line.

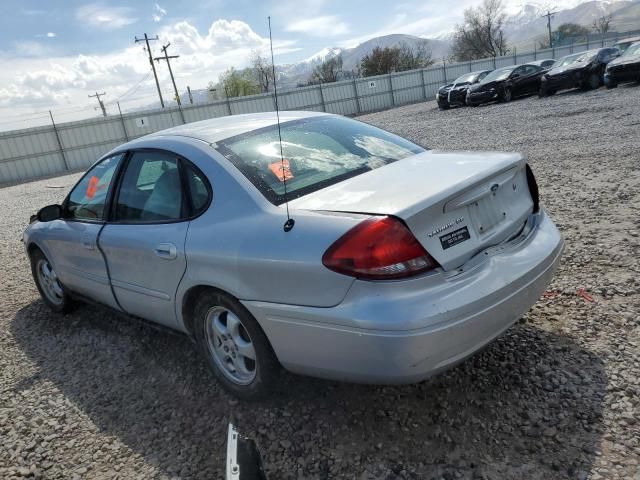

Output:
xmin=30 ymin=248 xmax=73 ymax=313
xmin=194 ymin=290 xmax=280 ymax=399
xmin=500 ymin=87 xmax=512 ymax=103
xmin=585 ymin=73 xmax=601 ymax=90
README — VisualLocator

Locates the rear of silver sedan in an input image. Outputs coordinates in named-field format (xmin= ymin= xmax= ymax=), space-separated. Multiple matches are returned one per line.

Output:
xmin=244 ymin=210 xmax=563 ymax=383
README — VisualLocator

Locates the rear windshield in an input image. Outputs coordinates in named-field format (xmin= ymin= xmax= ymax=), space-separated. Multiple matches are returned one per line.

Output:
xmin=555 ymin=53 xmax=583 ymax=67
xmin=213 ymin=115 xmax=425 ymax=205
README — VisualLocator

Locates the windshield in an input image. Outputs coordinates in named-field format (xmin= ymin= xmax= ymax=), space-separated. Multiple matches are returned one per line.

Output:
xmin=453 ymin=72 xmax=478 ymax=85
xmin=480 ymin=67 xmax=513 ymax=83
xmin=574 ymin=51 xmax=597 ymax=64
xmin=214 ymin=116 xmax=425 ymax=205
xmin=622 ymin=43 xmax=640 ymax=57
xmin=555 ymin=53 xmax=584 ymax=68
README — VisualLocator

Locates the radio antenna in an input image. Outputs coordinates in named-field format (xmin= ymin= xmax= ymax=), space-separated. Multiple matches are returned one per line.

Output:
xmin=268 ymin=16 xmax=295 ymax=232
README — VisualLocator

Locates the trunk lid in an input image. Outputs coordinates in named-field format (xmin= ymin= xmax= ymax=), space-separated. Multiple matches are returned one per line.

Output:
xmin=290 ymin=151 xmax=534 ymax=271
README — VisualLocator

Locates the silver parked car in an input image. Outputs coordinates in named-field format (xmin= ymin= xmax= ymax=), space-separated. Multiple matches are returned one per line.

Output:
xmin=24 ymin=112 xmax=564 ymax=398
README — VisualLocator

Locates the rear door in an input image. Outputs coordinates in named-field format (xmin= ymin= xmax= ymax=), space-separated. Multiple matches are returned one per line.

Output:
xmin=98 ymin=150 xmax=197 ymax=327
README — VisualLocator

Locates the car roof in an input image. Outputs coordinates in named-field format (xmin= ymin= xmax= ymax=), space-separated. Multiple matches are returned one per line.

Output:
xmin=615 ymin=36 xmax=640 ymax=44
xmin=147 ymin=110 xmax=330 ymax=144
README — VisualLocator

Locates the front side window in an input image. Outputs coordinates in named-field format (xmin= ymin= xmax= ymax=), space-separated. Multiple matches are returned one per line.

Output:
xmin=66 ymin=154 xmax=123 ymax=221
xmin=115 ymin=151 xmax=184 ymax=222
xmin=214 ymin=116 xmax=424 ymax=205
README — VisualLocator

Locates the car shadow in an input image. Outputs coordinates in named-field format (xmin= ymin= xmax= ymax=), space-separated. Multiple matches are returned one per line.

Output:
xmin=11 ymin=300 xmax=606 ymax=480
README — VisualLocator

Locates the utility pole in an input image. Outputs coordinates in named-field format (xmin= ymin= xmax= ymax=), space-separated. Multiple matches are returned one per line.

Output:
xmin=154 ymin=42 xmax=181 ymax=106
xmin=88 ymin=92 xmax=107 ymax=117
xmin=135 ymin=33 xmax=165 ymax=108
xmin=187 ymin=86 xmax=194 ymax=104
xmin=541 ymin=9 xmax=557 ymax=48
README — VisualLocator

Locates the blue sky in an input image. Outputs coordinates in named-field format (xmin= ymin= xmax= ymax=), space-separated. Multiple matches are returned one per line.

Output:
xmin=0 ymin=0 xmax=587 ymax=126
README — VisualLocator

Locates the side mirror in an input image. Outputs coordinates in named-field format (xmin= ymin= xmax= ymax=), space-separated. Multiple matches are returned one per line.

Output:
xmin=37 ymin=204 xmax=63 ymax=222
xmin=511 ymin=73 xmax=521 ymax=79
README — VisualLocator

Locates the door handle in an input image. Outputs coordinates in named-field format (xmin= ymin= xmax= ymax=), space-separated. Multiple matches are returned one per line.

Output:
xmin=154 ymin=243 xmax=177 ymax=260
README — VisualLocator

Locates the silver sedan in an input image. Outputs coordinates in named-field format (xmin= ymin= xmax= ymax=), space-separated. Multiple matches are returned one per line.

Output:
xmin=24 ymin=111 xmax=564 ymax=398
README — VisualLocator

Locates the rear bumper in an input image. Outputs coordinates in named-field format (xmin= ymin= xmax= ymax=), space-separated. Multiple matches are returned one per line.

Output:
xmin=243 ymin=211 xmax=564 ymax=384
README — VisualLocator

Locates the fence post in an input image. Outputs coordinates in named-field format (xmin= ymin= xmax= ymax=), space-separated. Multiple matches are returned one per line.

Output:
xmin=514 ymin=47 xmax=517 ymax=64
xmin=587 ymin=35 xmax=590 ymax=49
xmin=534 ymin=43 xmax=537 ymax=60
xmin=49 ymin=111 xmax=69 ymax=171
xmin=116 ymin=102 xmax=129 ymax=142
xmin=352 ymin=79 xmax=361 ymax=114
xmin=492 ymin=56 xmax=496 ymax=69
xmin=468 ymin=59 xmax=472 ymax=72
xmin=442 ymin=57 xmax=447 ymax=82
xmin=226 ymin=96 xmax=232 ymax=115
xmin=388 ymin=74 xmax=395 ymax=107
xmin=421 ymin=69 xmax=427 ymax=99
xmin=318 ymin=83 xmax=326 ymax=112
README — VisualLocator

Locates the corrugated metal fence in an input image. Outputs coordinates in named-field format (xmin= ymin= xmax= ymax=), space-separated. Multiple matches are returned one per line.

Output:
xmin=0 ymin=34 xmax=626 ymax=186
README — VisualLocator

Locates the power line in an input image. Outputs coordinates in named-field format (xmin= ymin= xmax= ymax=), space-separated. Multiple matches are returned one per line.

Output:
xmin=88 ymin=91 xmax=107 ymax=117
xmin=134 ymin=33 xmax=165 ymax=109
xmin=154 ymin=43 xmax=182 ymax=106
xmin=108 ymin=71 xmax=153 ymax=103
xmin=541 ymin=9 xmax=558 ymax=48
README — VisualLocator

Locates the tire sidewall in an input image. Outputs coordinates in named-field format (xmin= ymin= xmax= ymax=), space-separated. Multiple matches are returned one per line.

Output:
xmin=193 ymin=290 xmax=279 ymax=399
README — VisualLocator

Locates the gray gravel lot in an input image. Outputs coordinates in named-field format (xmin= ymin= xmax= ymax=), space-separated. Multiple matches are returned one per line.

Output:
xmin=1 ymin=84 xmax=640 ymax=480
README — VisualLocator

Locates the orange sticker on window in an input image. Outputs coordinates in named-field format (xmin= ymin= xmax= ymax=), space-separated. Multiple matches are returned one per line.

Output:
xmin=86 ymin=176 xmax=99 ymax=199
xmin=268 ymin=160 xmax=294 ymax=182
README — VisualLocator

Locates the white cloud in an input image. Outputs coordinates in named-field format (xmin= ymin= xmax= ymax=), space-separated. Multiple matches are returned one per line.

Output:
xmin=286 ymin=15 xmax=350 ymax=37
xmin=75 ymin=4 xmax=138 ymax=31
xmin=152 ymin=3 xmax=167 ymax=22
xmin=35 ymin=32 xmax=57 ymax=39
xmin=0 ymin=19 xmax=299 ymax=117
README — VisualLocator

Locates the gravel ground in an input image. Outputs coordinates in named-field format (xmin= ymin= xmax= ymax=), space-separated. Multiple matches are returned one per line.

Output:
xmin=1 ymin=84 xmax=640 ymax=480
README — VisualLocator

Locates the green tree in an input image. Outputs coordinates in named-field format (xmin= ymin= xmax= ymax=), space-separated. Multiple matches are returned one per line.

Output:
xmin=218 ymin=67 xmax=261 ymax=98
xmin=360 ymin=41 xmax=433 ymax=77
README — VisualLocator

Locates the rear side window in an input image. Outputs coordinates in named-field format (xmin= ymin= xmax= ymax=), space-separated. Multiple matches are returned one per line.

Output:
xmin=213 ymin=116 xmax=424 ymax=205
xmin=116 ymin=152 xmax=184 ymax=222
xmin=184 ymin=162 xmax=210 ymax=216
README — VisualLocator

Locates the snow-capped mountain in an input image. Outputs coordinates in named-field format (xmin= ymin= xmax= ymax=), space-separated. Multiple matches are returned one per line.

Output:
xmin=303 ymin=47 xmax=344 ymax=64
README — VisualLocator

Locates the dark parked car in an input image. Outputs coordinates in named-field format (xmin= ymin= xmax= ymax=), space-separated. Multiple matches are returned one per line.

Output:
xmin=539 ymin=48 xmax=620 ymax=96
xmin=605 ymin=42 xmax=640 ymax=88
xmin=466 ymin=64 xmax=546 ymax=106
xmin=436 ymin=70 xmax=491 ymax=109
xmin=527 ymin=59 xmax=556 ymax=69
xmin=613 ymin=36 xmax=640 ymax=55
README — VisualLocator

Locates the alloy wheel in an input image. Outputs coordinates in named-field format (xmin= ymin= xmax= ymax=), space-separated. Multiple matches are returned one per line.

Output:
xmin=204 ymin=306 xmax=257 ymax=385
xmin=36 ymin=259 xmax=64 ymax=306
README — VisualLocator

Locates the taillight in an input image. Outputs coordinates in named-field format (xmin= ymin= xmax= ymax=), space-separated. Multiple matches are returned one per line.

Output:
xmin=322 ymin=216 xmax=439 ymax=280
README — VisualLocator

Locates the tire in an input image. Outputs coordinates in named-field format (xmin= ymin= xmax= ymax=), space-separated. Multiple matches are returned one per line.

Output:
xmin=606 ymin=82 xmax=618 ymax=89
xmin=438 ymin=104 xmax=450 ymax=110
xmin=30 ymin=248 xmax=74 ymax=313
xmin=193 ymin=290 xmax=279 ymax=399
xmin=584 ymin=73 xmax=601 ymax=90
xmin=500 ymin=87 xmax=512 ymax=103
xmin=538 ymin=87 xmax=547 ymax=98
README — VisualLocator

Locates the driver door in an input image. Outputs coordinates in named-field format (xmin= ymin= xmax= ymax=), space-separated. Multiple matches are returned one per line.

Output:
xmin=42 ymin=154 xmax=124 ymax=309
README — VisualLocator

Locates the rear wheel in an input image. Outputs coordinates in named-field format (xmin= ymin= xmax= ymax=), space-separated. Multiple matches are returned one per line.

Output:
xmin=30 ymin=248 xmax=73 ymax=313
xmin=194 ymin=290 xmax=279 ymax=399
xmin=606 ymin=81 xmax=618 ymax=89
